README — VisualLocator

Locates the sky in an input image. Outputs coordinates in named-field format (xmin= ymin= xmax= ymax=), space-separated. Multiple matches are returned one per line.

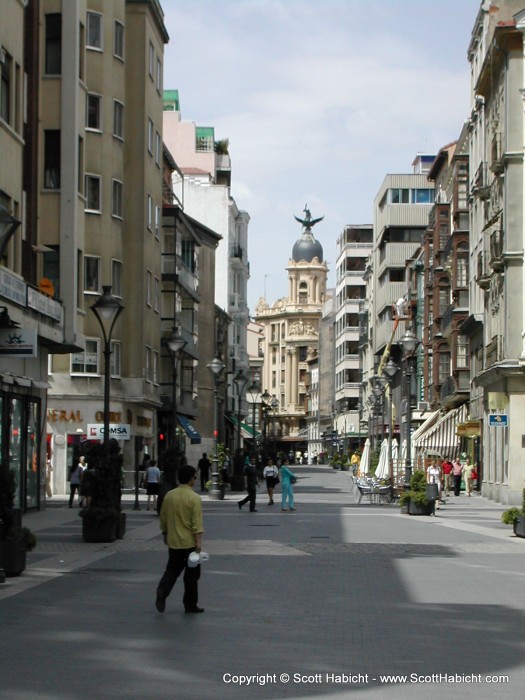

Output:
xmin=162 ymin=0 xmax=482 ymax=312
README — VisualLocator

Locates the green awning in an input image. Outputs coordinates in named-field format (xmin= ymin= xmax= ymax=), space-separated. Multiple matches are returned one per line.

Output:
xmin=227 ymin=414 xmax=261 ymax=439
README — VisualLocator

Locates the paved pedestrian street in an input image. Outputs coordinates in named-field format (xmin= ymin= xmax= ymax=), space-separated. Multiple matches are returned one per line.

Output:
xmin=1 ymin=465 xmax=524 ymax=699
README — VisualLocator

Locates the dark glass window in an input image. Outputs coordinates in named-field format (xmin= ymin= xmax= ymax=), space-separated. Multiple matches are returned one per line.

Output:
xmin=45 ymin=14 xmax=62 ymax=75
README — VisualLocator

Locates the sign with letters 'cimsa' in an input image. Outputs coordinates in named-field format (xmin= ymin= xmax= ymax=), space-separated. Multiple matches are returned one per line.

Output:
xmin=87 ymin=424 xmax=131 ymax=440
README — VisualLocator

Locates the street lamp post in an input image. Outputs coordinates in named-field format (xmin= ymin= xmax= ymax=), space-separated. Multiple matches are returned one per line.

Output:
xmin=270 ymin=395 xmax=278 ymax=460
xmin=233 ymin=369 xmax=248 ymax=456
xmin=261 ymin=390 xmax=271 ymax=459
xmin=90 ymin=286 xmax=124 ymax=516
xmin=247 ymin=373 xmax=261 ymax=459
xmin=382 ymin=359 xmax=399 ymax=499
xmin=400 ymin=329 xmax=420 ymax=489
xmin=166 ymin=327 xmax=187 ymax=451
xmin=90 ymin=286 xmax=124 ymax=450
xmin=207 ymin=356 xmax=225 ymax=500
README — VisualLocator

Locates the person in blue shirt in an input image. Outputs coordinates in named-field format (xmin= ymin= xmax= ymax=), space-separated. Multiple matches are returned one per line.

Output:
xmin=280 ymin=459 xmax=296 ymax=511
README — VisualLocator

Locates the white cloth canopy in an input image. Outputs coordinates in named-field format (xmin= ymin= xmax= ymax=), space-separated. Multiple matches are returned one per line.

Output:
xmin=359 ymin=438 xmax=371 ymax=475
xmin=375 ymin=438 xmax=389 ymax=480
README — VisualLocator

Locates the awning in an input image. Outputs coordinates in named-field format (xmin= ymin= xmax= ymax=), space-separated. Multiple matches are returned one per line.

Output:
xmin=226 ymin=414 xmax=261 ymax=439
xmin=411 ymin=410 xmax=441 ymax=446
xmin=413 ymin=404 xmax=467 ymax=461
xmin=177 ymin=414 xmax=201 ymax=444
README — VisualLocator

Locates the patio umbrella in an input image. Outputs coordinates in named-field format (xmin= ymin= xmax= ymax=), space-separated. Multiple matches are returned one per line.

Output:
xmin=390 ymin=439 xmax=399 ymax=481
xmin=375 ymin=438 xmax=389 ymax=480
xmin=359 ymin=438 xmax=371 ymax=476
xmin=398 ymin=439 xmax=407 ymax=480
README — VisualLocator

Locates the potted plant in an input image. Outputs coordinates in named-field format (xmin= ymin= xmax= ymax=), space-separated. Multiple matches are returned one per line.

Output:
xmin=332 ymin=454 xmax=340 ymax=470
xmin=0 ymin=466 xmax=37 ymax=577
xmin=501 ymin=489 xmax=525 ymax=538
xmin=340 ymin=456 xmax=350 ymax=472
xmin=399 ymin=470 xmax=433 ymax=516
xmin=79 ymin=440 xmax=124 ymax=543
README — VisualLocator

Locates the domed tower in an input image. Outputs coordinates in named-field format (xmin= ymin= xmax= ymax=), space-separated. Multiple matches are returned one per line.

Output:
xmin=288 ymin=206 xmax=327 ymax=306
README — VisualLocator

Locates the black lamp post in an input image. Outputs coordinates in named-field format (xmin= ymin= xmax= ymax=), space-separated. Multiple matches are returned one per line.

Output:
xmin=261 ymin=389 xmax=271 ymax=459
xmin=400 ymin=329 xmax=420 ymax=489
xmin=233 ymin=369 xmax=248 ymax=456
xmin=382 ymin=359 xmax=399 ymax=498
xmin=90 ymin=286 xmax=124 ymax=449
xmin=247 ymin=373 xmax=261 ymax=459
xmin=270 ymin=395 xmax=278 ymax=459
xmin=0 ymin=204 xmax=21 ymax=259
xmin=207 ymin=356 xmax=225 ymax=500
xmin=166 ymin=327 xmax=187 ymax=450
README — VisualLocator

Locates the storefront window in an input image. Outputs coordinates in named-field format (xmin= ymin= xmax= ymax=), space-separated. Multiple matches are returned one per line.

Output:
xmin=9 ymin=398 xmax=23 ymax=509
xmin=26 ymin=401 xmax=39 ymax=509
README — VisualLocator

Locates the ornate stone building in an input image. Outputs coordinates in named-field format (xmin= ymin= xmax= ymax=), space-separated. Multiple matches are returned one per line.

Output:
xmin=255 ymin=208 xmax=328 ymax=459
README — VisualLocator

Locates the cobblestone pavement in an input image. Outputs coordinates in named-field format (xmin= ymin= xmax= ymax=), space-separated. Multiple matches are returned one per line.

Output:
xmin=2 ymin=466 xmax=524 ymax=699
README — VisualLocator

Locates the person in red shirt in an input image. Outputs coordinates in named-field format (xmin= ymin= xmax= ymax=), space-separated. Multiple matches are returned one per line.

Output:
xmin=441 ymin=457 xmax=453 ymax=497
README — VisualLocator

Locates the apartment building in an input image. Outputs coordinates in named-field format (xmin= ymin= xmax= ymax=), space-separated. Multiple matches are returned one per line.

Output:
xmin=163 ymin=91 xmax=250 ymax=448
xmin=466 ymin=1 xmax=525 ymax=504
xmin=333 ymin=224 xmax=373 ymax=452
xmin=1 ymin=0 xmax=70 ymax=511
xmin=41 ymin=0 xmax=169 ymax=495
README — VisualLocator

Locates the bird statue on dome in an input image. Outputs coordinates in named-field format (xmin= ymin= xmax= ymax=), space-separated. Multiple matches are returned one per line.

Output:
xmin=294 ymin=205 xmax=324 ymax=230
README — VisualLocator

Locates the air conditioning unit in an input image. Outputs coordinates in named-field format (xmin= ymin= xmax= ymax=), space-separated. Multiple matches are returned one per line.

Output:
xmin=418 ymin=401 xmax=430 ymax=412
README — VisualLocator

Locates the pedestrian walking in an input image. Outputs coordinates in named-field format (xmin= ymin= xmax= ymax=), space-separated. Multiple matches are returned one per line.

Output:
xmin=280 ymin=459 xmax=296 ymax=511
xmin=463 ymin=457 xmax=475 ymax=496
xmin=197 ymin=452 xmax=211 ymax=493
xmin=144 ymin=459 xmax=161 ymax=511
xmin=155 ymin=465 xmax=204 ymax=614
xmin=441 ymin=457 xmax=453 ymax=496
xmin=69 ymin=456 xmax=85 ymax=508
xmin=238 ymin=456 xmax=259 ymax=512
xmin=263 ymin=458 xmax=279 ymax=505
xmin=452 ymin=457 xmax=463 ymax=496
xmin=426 ymin=459 xmax=442 ymax=510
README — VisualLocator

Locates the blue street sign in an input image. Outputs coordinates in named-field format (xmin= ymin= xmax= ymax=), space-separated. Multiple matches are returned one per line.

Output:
xmin=489 ymin=414 xmax=508 ymax=427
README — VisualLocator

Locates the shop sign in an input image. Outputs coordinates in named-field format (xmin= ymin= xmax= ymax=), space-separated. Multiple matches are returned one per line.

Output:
xmin=87 ymin=423 xmax=131 ymax=440
xmin=489 ymin=414 xmax=508 ymax=427
xmin=0 ymin=327 xmax=37 ymax=357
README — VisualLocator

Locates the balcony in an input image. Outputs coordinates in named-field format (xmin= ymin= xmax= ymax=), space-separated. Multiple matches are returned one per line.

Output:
xmin=489 ymin=229 xmax=504 ymax=272
xmin=476 ymin=251 xmax=490 ymax=290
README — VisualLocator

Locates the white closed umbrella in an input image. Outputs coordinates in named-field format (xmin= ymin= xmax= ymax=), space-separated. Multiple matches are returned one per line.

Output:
xmin=359 ymin=438 xmax=370 ymax=476
xmin=398 ymin=440 xmax=407 ymax=481
xmin=375 ymin=438 xmax=389 ymax=480
xmin=390 ymin=438 xmax=398 ymax=481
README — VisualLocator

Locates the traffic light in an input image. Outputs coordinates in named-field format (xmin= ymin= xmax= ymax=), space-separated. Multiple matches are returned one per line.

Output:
xmin=158 ymin=431 xmax=166 ymax=452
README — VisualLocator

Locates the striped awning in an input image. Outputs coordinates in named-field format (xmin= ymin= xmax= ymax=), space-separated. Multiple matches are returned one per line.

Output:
xmin=413 ymin=404 xmax=468 ymax=462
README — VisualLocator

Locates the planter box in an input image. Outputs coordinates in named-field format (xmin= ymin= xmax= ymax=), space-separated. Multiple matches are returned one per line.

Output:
xmin=514 ymin=517 xmax=525 ymax=538
xmin=82 ymin=518 xmax=117 ymax=543
xmin=407 ymin=499 xmax=433 ymax=516
xmin=0 ymin=539 xmax=27 ymax=577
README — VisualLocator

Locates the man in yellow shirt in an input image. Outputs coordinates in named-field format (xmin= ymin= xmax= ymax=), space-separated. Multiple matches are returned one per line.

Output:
xmin=156 ymin=465 xmax=204 ymax=614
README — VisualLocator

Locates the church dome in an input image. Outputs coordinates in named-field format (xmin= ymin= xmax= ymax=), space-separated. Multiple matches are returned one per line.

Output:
xmin=292 ymin=232 xmax=324 ymax=263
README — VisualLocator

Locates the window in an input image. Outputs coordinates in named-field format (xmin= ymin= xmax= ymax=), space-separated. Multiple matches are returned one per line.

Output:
xmin=86 ymin=93 xmax=101 ymax=130
xmin=155 ymin=204 xmax=160 ymax=238
xmin=390 ymin=188 xmax=409 ymax=204
xmin=457 ymin=335 xmax=468 ymax=369
xmin=156 ymin=57 xmax=162 ymax=92
xmin=438 ymin=353 xmax=450 ymax=384
xmin=155 ymin=131 xmax=161 ymax=165
xmin=153 ymin=350 xmax=159 ymax=384
xmin=113 ymin=100 xmax=124 ymax=140
xmin=147 ymin=194 xmax=153 ymax=229
xmin=1 ymin=53 xmax=10 ymax=123
xmin=112 ymin=179 xmax=123 ymax=218
xmin=146 ymin=269 xmax=152 ymax=306
xmin=154 ymin=277 xmax=160 ymax=311
xmin=413 ymin=188 xmax=434 ymax=204
xmin=114 ymin=21 xmax=124 ymax=60
xmin=145 ymin=346 xmax=152 ymax=382
xmin=71 ymin=339 xmax=99 ymax=374
xmin=148 ymin=118 xmax=153 ymax=153
xmin=44 ymin=130 xmax=61 ymax=189
xmin=112 ymin=259 xmax=123 ymax=297
xmin=110 ymin=341 xmax=121 ymax=377
xmin=85 ymin=175 xmax=101 ymax=212
xmin=456 ymin=255 xmax=468 ymax=287
xmin=45 ymin=14 xmax=62 ymax=75
xmin=84 ymin=256 xmax=100 ymax=293
xmin=149 ymin=42 xmax=154 ymax=78
xmin=86 ymin=12 xmax=103 ymax=50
